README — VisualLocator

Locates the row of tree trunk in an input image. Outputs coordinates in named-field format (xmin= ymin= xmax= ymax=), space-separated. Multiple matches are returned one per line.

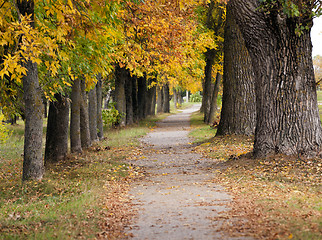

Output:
xmin=44 ymin=76 xmax=104 ymax=165
xmin=114 ymin=66 xmax=170 ymax=126
xmin=216 ymin=0 xmax=322 ymax=158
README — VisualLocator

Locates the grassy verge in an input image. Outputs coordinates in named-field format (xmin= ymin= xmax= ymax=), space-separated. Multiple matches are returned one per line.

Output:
xmin=190 ymin=113 xmax=322 ymax=240
xmin=0 ymin=114 xmax=165 ymax=239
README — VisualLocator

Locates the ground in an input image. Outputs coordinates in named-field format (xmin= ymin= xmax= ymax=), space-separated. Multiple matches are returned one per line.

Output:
xmin=124 ymin=105 xmax=255 ymax=239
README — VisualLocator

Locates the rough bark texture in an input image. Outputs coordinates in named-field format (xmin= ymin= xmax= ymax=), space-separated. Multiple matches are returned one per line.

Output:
xmin=209 ymin=72 xmax=222 ymax=124
xmin=115 ymin=66 xmax=127 ymax=126
xmin=96 ymin=76 xmax=104 ymax=139
xmin=162 ymin=83 xmax=170 ymax=113
xmin=22 ymin=60 xmax=44 ymax=180
xmin=125 ymin=71 xmax=134 ymax=125
xmin=137 ymin=76 xmax=147 ymax=119
xmin=157 ymin=87 xmax=163 ymax=113
xmin=230 ymin=0 xmax=322 ymax=157
xmin=217 ymin=6 xmax=256 ymax=135
xmin=88 ymin=85 xmax=98 ymax=141
xmin=203 ymin=49 xmax=216 ymax=123
xmin=70 ymin=78 xmax=82 ymax=153
xmin=150 ymin=85 xmax=156 ymax=116
xmin=18 ymin=0 xmax=44 ymax=181
xmin=80 ymin=79 xmax=91 ymax=148
xmin=45 ymin=94 xmax=69 ymax=164
xmin=173 ymin=88 xmax=178 ymax=109
xmin=132 ymin=76 xmax=139 ymax=123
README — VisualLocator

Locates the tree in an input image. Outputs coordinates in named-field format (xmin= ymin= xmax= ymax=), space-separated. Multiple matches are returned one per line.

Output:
xmin=229 ymin=0 xmax=322 ymax=157
xmin=45 ymin=94 xmax=69 ymax=164
xmin=70 ymin=78 xmax=82 ymax=153
xmin=217 ymin=4 xmax=256 ymax=136
xmin=15 ymin=0 xmax=45 ymax=181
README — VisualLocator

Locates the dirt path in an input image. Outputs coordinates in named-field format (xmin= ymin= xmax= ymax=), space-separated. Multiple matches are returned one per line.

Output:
xmin=126 ymin=105 xmax=254 ymax=240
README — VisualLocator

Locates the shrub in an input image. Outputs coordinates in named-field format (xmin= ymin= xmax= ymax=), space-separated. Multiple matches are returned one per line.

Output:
xmin=190 ymin=92 xmax=202 ymax=102
xmin=102 ymin=103 xmax=124 ymax=127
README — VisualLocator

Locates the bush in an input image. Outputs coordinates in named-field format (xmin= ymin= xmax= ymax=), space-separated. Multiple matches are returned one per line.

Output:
xmin=102 ymin=103 xmax=124 ymax=127
xmin=190 ymin=92 xmax=202 ymax=102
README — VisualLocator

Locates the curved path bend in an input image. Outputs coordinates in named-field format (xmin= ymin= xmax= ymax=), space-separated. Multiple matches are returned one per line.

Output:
xmin=126 ymin=105 xmax=254 ymax=240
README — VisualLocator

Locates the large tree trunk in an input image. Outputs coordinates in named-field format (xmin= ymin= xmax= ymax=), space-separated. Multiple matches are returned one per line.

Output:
xmin=137 ymin=76 xmax=147 ymax=119
xmin=157 ymin=86 xmax=163 ymax=113
xmin=217 ymin=6 xmax=256 ymax=135
xmin=22 ymin=60 xmax=44 ymax=180
xmin=96 ymin=76 xmax=104 ymax=139
xmin=150 ymin=85 xmax=156 ymax=116
xmin=209 ymin=72 xmax=222 ymax=124
xmin=162 ymin=83 xmax=170 ymax=113
xmin=70 ymin=78 xmax=82 ymax=153
xmin=80 ymin=79 xmax=91 ymax=148
xmin=132 ymin=76 xmax=139 ymax=123
xmin=115 ymin=66 xmax=127 ymax=126
xmin=125 ymin=72 xmax=134 ymax=125
xmin=45 ymin=94 xmax=69 ymax=164
xmin=88 ymin=85 xmax=98 ymax=141
xmin=230 ymin=0 xmax=322 ymax=157
xmin=173 ymin=88 xmax=178 ymax=109
xmin=18 ymin=0 xmax=44 ymax=181
xmin=202 ymin=49 xmax=216 ymax=122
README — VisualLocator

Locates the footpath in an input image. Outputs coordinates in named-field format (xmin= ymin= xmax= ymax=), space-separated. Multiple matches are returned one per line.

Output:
xmin=125 ymin=105 xmax=255 ymax=240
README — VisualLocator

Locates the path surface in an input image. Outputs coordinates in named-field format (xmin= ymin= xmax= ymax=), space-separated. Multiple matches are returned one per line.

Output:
xmin=126 ymin=105 xmax=253 ymax=240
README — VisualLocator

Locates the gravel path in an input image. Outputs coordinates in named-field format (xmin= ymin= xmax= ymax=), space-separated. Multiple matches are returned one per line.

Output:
xmin=126 ymin=105 xmax=254 ymax=240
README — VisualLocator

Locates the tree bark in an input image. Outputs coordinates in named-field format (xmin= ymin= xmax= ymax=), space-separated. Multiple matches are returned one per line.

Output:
xmin=80 ymin=79 xmax=91 ymax=148
xmin=137 ymin=76 xmax=147 ymax=119
xmin=230 ymin=0 xmax=322 ymax=157
xmin=132 ymin=76 xmax=139 ymax=123
xmin=88 ymin=85 xmax=98 ymax=141
xmin=45 ymin=94 xmax=69 ymax=164
xmin=115 ymin=66 xmax=127 ymax=126
xmin=202 ymin=49 xmax=216 ymax=122
xmin=157 ymin=86 xmax=163 ymax=113
xmin=17 ymin=0 xmax=44 ymax=181
xmin=96 ymin=76 xmax=104 ymax=139
xmin=70 ymin=78 xmax=82 ymax=153
xmin=209 ymin=72 xmax=222 ymax=124
xmin=162 ymin=83 xmax=170 ymax=113
xmin=125 ymin=71 xmax=134 ymax=125
xmin=150 ymin=85 xmax=156 ymax=116
xmin=217 ymin=6 xmax=256 ymax=135
xmin=173 ymin=88 xmax=178 ymax=109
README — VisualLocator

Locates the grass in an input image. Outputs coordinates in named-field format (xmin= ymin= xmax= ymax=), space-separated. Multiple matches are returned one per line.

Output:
xmin=317 ymin=90 xmax=322 ymax=102
xmin=189 ymin=112 xmax=322 ymax=240
xmin=0 ymin=112 xmax=166 ymax=239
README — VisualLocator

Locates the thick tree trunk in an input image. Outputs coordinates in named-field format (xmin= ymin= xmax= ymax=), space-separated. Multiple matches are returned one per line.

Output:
xmin=203 ymin=49 xmax=216 ymax=123
xmin=157 ymin=87 xmax=163 ymax=113
xmin=217 ymin=6 xmax=256 ymax=135
xmin=88 ymin=85 xmax=98 ymax=141
xmin=80 ymin=79 xmax=91 ymax=148
xmin=125 ymin=72 xmax=134 ymax=125
xmin=22 ymin=60 xmax=44 ymax=181
xmin=132 ymin=76 xmax=139 ymax=123
xmin=18 ymin=0 xmax=44 ymax=181
xmin=45 ymin=94 xmax=69 ymax=164
xmin=173 ymin=88 xmax=178 ymax=109
xmin=209 ymin=72 xmax=222 ymax=124
xmin=150 ymin=85 xmax=156 ymax=116
xmin=115 ymin=66 xmax=127 ymax=126
xmin=137 ymin=76 xmax=147 ymax=119
xmin=96 ymin=76 xmax=104 ymax=139
xmin=70 ymin=78 xmax=82 ymax=153
xmin=230 ymin=0 xmax=322 ymax=157
xmin=162 ymin=83 xmax=170 ymax=113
